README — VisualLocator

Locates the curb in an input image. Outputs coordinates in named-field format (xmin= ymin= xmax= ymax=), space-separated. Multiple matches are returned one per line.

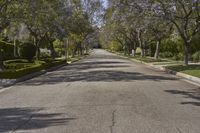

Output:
xmin=0 ymin=54 xmax=89 ymax=89
xmin=136 ymin=59 xmax=200 ymax=86
xmin=0 ymin=63 xmax=67 ymax=89
xmin=113 ymin=52 xmax=200 ymax=86
xmin=163 ymin=67 xmax=200 ymax=85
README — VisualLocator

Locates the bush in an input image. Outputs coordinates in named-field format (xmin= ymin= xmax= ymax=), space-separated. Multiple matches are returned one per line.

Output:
xmin=41 ymin=59 xmax=66 ymax=68
xmin=40 ymin=52 xmax=50 ymax=59
xmin=0 ymin=40 xmax=14 ymax=60
xmin=3 ymin=59 xmax=36 ymax=69
xmin=160 ymin=52 xmax=173 ymax=58
xmin=191 ymin=33 xmax=200 ymax=54
xmin=107 ymin=41 xmax=122 ymax=51
xmin=19 ymin=43 xmax=36 ymax=61
xmin=0 ymin=63 xmax=44 ymax=79
xmin=0 ymin=59 xmax=66 ymax=79
xmin=192 ymin=51 xmax=200 ymax=62
xmin=172 ymin=53 xmax=184 ymax=61
xmin=160 ymin=38 xmax=182 ymax=56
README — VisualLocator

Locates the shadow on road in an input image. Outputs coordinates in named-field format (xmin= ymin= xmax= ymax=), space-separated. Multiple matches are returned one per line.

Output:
xmin=165 ymin=87 xmax=200 ymax=106
xmin=0 ymin=107 xmax=75 ymax=133
xmin=19 ymin=60 xmax=178 ymax=86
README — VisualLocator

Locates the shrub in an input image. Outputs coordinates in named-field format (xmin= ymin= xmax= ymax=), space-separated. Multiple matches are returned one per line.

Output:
xmin=3 ymin=59 xmax=35 ymax=69
xmin=160 ymin=52 xmax=173 ymax=58
xmin=173 ymin=53 xmax=184 ymax=61
xmin=136 ymin=47 xmax=141 ymax=55
xmin=0 ymin=63 xmax=44 ymax=79
xmin=192 ymin=51 xmax=200 ymax=62
xmin=19 ymin=43 xmax=36 ymax=61
xmin=0 ymin=59 xmax=65 ymax=79
xmin=107 ymin=41 xmax=122 ymax=51
xmin=0 ymin=40 xmax=14 ymax=59
xmin=40 ymin=52 xmax=50 ymax=59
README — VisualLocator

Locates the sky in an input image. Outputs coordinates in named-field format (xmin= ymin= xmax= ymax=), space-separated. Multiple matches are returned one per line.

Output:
xmin=102 ymin=0 xmax=108 ymax=8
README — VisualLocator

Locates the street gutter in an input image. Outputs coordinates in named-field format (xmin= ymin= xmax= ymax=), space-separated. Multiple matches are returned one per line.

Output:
xmin=112 ymin=51 xmax=200 ymax=86
xmin=0 ymin=55 xmax=87 ymax=89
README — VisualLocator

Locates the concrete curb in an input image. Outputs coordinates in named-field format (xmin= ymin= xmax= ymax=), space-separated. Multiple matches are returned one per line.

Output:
xmin=163 ymin=67 xmax=200 ymax=85
xmin=114 ymin=52 xmax=200 ymax=86
xmin=0 ymin=63 xmax=67 ymax=89
xmin=0 ymin=54 xmax=89 ymax=89
xmin=137 ymin=59 xmax=200 ymax=85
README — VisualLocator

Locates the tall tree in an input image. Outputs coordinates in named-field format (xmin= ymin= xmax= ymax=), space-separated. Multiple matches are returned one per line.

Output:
xmin=153 ymin=0 xmax=200 ymax=65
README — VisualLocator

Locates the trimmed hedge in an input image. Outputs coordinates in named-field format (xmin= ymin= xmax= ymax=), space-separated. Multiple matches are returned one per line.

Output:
xmin=19 ymin=43 xmax=36 ymax=60
xmin=0 ymin=63 xmax=44 ymax=79
xmin=3 ymin=59 xmax=36 ymax=69
xmin=0 ymin=59 xmax=66 ymax=79
xmin=0 ymin=40 xmax=14 ymax=59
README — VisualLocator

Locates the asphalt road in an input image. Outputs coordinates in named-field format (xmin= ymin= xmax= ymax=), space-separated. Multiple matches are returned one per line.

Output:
xmin=0 ymin=49 xmax=200 ymax=133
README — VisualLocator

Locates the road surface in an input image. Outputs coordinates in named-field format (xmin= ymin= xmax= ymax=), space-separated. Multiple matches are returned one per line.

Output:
xmin=0 ymin=49 xmax=200 ymax=133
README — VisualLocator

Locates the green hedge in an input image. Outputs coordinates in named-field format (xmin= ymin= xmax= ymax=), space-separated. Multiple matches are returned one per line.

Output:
xmin=0 ymin=40 xmax=14 ymax=59
xmin=0 ymin=63 xmax=44 ymax=79
xmin=3 ymin=59 xmax=36 ymax=69
xmin=0 ymin=59 xmax=66 ymax=79
xmin=19 ymin=43 xmax=36 ymax=60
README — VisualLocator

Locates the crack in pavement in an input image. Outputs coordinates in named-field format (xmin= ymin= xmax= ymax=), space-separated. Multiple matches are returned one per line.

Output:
xmin=110 ymin=110 xmax=116 ymax=133
xmin=176 ymin=127 xmax=182 ymax=133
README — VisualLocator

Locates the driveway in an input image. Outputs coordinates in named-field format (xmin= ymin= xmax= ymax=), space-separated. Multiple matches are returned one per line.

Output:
xmin=0 ymin=49 xmax=200 ymax=133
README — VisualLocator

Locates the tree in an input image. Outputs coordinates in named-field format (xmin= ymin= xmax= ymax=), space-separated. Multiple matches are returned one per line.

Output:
xmin=0 ymin=0 xmax=15 ymax=70
xmin=148 ymin=18 xmax=173 ymax=59
xmin=153 ymin=0 xmax=200 ymax=65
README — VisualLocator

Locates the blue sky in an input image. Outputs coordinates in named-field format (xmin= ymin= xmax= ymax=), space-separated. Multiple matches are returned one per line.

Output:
xmin=102 ymin=0 xmax=108 ymax=8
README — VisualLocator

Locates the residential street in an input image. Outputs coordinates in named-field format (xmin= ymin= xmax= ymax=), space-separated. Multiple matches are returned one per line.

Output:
xmin=0 ymin=49 xmax=200 ymax=133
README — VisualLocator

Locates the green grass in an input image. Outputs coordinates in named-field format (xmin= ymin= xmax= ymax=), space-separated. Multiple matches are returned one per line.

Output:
xmin=128 ymin=55 xmax=168 ymax=63
xmin=153 ymin=61 xmax=181 ymax=65
xmin=115 ymin=51 xmax=169 ymax=63
xmin=166 ymin=65 xmax=200 ymax=78
xmin=136 ymin=57 xmax=168 ymax=63
xmin=67 ymin=56 xmax=81 ymax=63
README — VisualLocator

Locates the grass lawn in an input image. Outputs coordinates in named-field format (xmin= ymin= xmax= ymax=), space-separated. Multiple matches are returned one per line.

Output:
xmin=135 ymin=57 xmax=168 ymax=63
xmin=153 ymin=61 xmax=181 ymax=65
xmin=166 ymin=65 xmax=200 ymax=78
xmin=126 ymin=55 xmax=169 ymax=63
xmin=67 ymin=58 xmax=79 ymax=63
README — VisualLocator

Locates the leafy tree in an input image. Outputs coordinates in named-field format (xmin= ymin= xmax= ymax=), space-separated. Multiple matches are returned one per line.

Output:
xmin=153 ymin=0 xmax=200 ymax=65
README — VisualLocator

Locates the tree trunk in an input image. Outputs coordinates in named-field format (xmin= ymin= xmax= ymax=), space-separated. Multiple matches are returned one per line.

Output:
xmin=34 ymin=37 xmax=40 ymax=60
xmin=154 ymin=40 xmax=161 ymax=59
xmin=50 ymin=42 xmax=56 ymax=59
xmin=64 ymin=39 xmax=67 ymax=61
xmin=36 ymin=47 xmax=40 ymax=60
xmin=0 ymin=53 xmax=4 ymax=70
xmin=184 ymin=44 xmax=190 ymax=66
xmin=141 ymin=48 xmax=145 ymax=57
xmin=14 ymin=38 xmax=17 ymax=58
xmin=127 ymin=45 xmax=131 ymax=55
xmin=123 ymin=45 xmax=126 ymax=55
xmin=80 ymin=45 xmax=83 ymax=55
xmin=132 ymin=49 xmax=136 ymax=56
